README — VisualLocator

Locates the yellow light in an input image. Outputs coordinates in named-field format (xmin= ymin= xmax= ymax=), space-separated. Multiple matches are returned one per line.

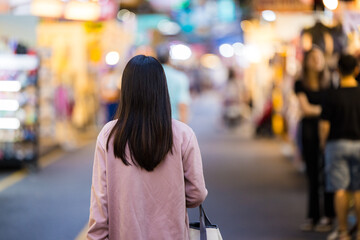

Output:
xmin=272 ymin=114 xmax=284 ymax=135
xmin=64 ymin=1 xmax=101 ymax=21
xmin=243 ymin=45 xmax=261 ymax=63
xmin=200 ymin=54 xmax=221 ymax=69
xmin=323 ymin=0 xmax=338 ymax=10
xmin=240 ymin=20 xmax=252 ymax=32
xmin=31 ymin=0 xmax=63 ymax=18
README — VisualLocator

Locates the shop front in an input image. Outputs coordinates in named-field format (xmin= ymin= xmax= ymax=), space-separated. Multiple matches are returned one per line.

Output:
xmin=0 ymin=15 xmax=40 ymax=167
xmin=0 ymin=0 xmax=135 ymax=167
xmin=37 ymin=19 xmax=134 ymax=150
xmin=239 ymin=0 xmax=358 ymax=142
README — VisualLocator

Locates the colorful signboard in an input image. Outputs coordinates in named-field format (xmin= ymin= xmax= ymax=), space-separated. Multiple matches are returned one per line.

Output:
xmin=253 ymin=0 xmax=312 ymax=12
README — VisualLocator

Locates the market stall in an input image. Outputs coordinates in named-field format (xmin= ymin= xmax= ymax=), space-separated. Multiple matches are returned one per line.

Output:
xmin=0 ymin=54 xmax=39 ymax=167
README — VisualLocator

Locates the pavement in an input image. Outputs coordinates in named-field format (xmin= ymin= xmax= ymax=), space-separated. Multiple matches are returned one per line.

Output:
xmin=0 ymin=91 xmax=328 ymax=240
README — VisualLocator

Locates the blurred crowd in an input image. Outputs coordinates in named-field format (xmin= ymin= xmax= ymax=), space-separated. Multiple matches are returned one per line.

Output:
xmin=288 ymin=17 xmax=360 ymax=240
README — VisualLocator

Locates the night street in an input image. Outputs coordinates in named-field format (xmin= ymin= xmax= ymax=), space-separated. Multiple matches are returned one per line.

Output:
xmin=1 ymin=1 xmax=358 ymax=239
xmin=0 ymin=92 xmax=323 ymax=240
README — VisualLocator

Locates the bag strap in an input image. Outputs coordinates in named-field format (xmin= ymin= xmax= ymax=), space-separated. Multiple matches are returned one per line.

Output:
xmin=199 ymin=205 xmax=207 ymax=240
xmin=200 ymin=204 xmax=212 ymax=226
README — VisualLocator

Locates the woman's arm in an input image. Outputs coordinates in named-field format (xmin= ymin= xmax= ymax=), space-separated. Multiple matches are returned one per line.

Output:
xmin=87 ymin=138 xmax=109 ymax=240
xmin=183 ymin=132 xmax=208 ymax=208
xmin=297 ymin=93 xmax=322 ymax=117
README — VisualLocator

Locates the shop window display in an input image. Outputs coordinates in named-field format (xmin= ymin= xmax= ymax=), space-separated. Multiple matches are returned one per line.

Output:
xmin=0 ymin=54 xmax=39 ymax=167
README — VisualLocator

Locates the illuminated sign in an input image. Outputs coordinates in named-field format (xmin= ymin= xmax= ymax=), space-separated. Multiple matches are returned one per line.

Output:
xmin=253 ymin=0 xmax=312 ymax=11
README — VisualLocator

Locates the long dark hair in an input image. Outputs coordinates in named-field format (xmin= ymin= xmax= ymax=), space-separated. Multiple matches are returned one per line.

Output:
xmin=106 ymin=55 xmax=173 ymax=171
xmin=302 ymin=46 xmax=328 ymax=89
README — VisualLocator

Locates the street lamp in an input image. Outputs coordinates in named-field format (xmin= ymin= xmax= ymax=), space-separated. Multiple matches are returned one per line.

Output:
xmin=323 ymin=0 xmax=338 ymax=10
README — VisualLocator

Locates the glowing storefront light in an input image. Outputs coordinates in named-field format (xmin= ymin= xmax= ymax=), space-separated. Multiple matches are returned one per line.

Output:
xmin=0 ymin=81 xmax=21 ymax=92
xmin=323 ymin=0 xmax=338 ymax=10
xmin=64 ymin=1 xmax=101 ymax=21
xmin=0 ymin=100 xmax=19 ymax=111
xmin=240 ymin=20 xmax=252 ymax=32
xmin=200 ymin=54 xmax=221 ymax=69
xmin=31 ymin=0 xmax=63 ymax=18
xmin=0 ymin=118 xmax=20 ymax=130
xmin=219 ymin=44 xmax=234 ymax=58
xmin=0 ymin=55 xmax=38 ymax=70
xmin=170 ymin=44 xmax=192 ymax=60
xmin=262 ymin=10 xmax=276 ymax=22
xmin=243 ymin=45 xmax=261 ymax=63
xmin=105 ymin=51 xmax=120 ymax=66
xmin=232 ymin=42 xmax=244 ymax=56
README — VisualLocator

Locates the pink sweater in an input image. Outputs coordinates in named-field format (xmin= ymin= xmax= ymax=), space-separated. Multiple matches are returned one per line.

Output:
xmin=87 ymin=119 xmax=208 ymax=240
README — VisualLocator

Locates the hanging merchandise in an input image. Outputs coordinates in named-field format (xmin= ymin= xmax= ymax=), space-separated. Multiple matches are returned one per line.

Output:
xmin=0 ymin=53 xmax=39 ymax=167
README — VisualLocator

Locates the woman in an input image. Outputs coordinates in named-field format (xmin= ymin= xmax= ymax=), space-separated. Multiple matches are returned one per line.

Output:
xmin=295 ymin=47 xmax=334 ymax=232
xmin=100 ymin=67 xmax=121 ymax=123
xmin=87 ymin=55 xmax=208 ymax=240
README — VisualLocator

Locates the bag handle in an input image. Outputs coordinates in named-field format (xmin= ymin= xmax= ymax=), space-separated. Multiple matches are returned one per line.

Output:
xmin=199 ymin=205 xmax=207 ymax=240
xmin=200 ymin=204 xmax=212 ymax=226
xmin=199 ymin=204 xmax=213 ymax=240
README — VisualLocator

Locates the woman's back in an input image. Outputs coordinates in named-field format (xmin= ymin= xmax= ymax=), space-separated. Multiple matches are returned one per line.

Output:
xmin=88 ymin=119 xmax=207 ymax=240
xmin=87 ymin=55 xmax=207 ymax=240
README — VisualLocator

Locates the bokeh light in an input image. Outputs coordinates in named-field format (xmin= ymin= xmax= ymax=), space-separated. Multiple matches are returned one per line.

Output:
xmin=0 ymin=81 xmax=21 ymax=92
xmin=262 ymin=10 xmax=276 ymax=22
xmin=170 ymin=44 xmax=192 ymax=60
xmin=0 ymin=118 xmax=20 ymax=130
xmin=0 ymin=100 xmax=19 ymax=111
xmin=200 ymin=54 xmax=221 ymax=69
xmin=105 ymin=51 xmax=120 ymax=66
xmin=323 ymin=0 xmax=338 ymax=10
xmin=219 ymin=44 xmax=234 ymax=58
xmin=232 ymin=42 xmax=244 ymax=56
xmin=157 ymin=20 xmax=181 ymax=36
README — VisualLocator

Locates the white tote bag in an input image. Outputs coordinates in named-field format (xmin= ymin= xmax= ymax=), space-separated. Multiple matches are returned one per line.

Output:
xmin=189 ymin=205 xmax=223 ymax=240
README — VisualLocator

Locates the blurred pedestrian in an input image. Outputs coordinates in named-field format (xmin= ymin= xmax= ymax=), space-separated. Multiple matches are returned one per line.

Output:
xmin=295 ymin=46 xmax=334 ymax=232
xmin=319 ymin=54 xmax=360 ymax=240
xmin=87 ymin=55 xmax=207 ymax=239
xmin=100 ymin=67 xmax=120 ymax=123
xmin=156 ymin=44 xmax=191 ymax=123
xmin=222 ymin=68 xmax=241 ymax=128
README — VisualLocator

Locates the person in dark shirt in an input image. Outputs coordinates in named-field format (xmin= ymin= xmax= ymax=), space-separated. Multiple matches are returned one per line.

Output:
xmin=320 ymin=54 xmax=360 ymax=240
xmin=295 ymin=46 xmax=334 ymax=232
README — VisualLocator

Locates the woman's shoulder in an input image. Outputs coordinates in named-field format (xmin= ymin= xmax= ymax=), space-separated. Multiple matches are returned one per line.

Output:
xmin=294 ymin=79 xmax=305 ymax=93
xmin=97 ymin=120 xmax=118 ymax=145
xmin=172 ymin=119 xmax=194 ymax=138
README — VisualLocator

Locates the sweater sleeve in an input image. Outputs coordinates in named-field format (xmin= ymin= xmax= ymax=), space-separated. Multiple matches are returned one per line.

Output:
xmin=87 ymin=135 xmax=109 ymax=240
xmin=183 ymin=131 xmax=208 ymax=208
